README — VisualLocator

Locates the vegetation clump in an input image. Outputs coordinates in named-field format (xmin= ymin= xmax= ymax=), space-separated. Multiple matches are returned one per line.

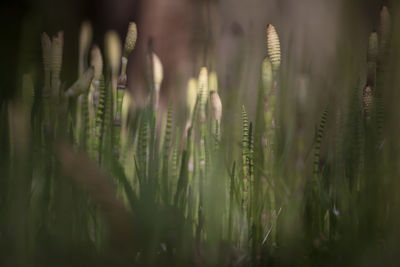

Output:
xmin=1 ymin=5 xmax=400 ymax=267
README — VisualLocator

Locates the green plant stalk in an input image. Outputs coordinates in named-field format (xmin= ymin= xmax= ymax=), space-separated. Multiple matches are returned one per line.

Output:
xmin=144 ymin=108 xmax=158 ymax=204
xmin=176 ymin=95 xmax=199 ymax=225
xmin=247 ymin=122 xmax=255 ymax=244
xmin=86 ymin=82 xmax=98 ymax=161
xmin=94 ymin=76 xmax=106 ymax=162
xmin=252 ymin=79 xmax=265 ymax=253
xmin=241 ymin=105 xmax=249 ymax=212
xmin=50 ymin=33 xmax=63 ymax=109
xmin=240 ymin=105 xmax=250 ymax=247
xmin=113 ymin=87 xmax=125 ymax=157
xmin=137 ymin=114 xmax=148 ymax=186
xmin=228 ymin=161 xmax=236 ymax=241
xmin=186 ymin=126 xmax=195 ymax=213
xmin=175 ymin=145 xmax=190 ymax=210
xmin=263 ymin=60 xmax=277 ymax=246
xmin=170 ymin=131 xmax=180 ymax=204
xmin=75 ymin=95 xmax=85 ymax=146
xmin=313 ymin=107 xmax=328 ymax=235
xmin=186 ymin=95 xmax=201 ymax=221
xmin=161 ymin=103 xmax=173 ymax=203
xmin=213 ymin=120 xmax=220 ymax=151
xmin=197 ymin=107 xmax=207 ymax=239
xmin=314 ymin=108 xmax=328 ymax=180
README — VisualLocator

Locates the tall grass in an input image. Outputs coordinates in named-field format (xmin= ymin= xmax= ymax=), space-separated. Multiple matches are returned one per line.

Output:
xmin=2 ymin=4 xmax=400 ymax=267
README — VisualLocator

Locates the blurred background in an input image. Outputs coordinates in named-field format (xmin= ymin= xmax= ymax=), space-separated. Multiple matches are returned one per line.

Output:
xmin=1 ymin=0 xmax=388 ymax=103
xmin=2 ymin=0 xmax=400 ymax=266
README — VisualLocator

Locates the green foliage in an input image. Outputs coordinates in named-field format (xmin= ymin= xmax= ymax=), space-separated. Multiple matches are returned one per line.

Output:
xmin=3 ymin=6 xmax=400 ymax=266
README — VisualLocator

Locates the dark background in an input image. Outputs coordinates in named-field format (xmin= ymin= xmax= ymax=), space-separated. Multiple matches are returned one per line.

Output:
xmin=0 ymin=0 xmax=140 ymax=100
xmin=0 ymin=0 xmax=387 ymax=100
